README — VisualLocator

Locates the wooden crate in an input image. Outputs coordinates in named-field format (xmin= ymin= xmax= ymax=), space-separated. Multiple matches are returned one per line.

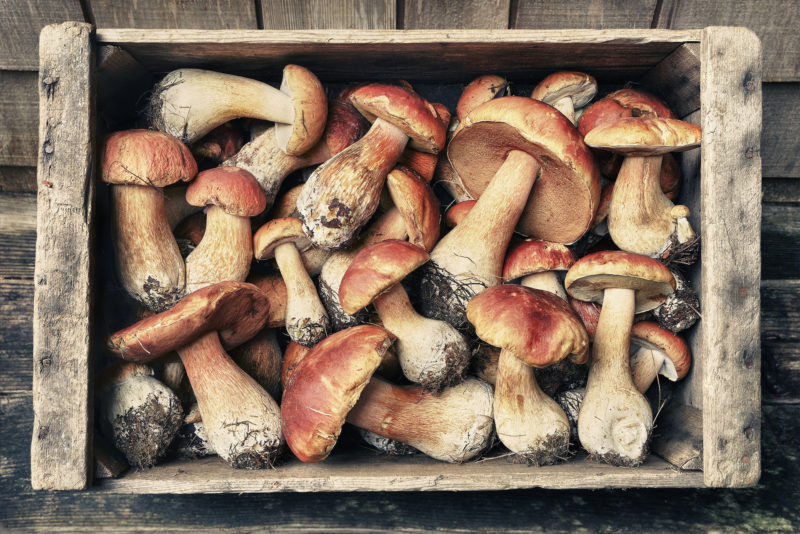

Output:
xmin=31 ymin=22 xmax=762 ymax=491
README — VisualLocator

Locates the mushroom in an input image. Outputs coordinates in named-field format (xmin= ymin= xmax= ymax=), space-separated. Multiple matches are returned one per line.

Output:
xmin=652 ymin=268 xmax=701 ymax=332
xmin=565 ymin=250 xmax=675 ymax=466
xmin=456 ymin=74 xmax=510 ymax=124
xmin=107 ymin=281 xmax=283 ymax=468
xmin=230 ymin=328 xmax=283 ymax=401
xmin=339 ymin=240 xmax=470 ymax=391
xmin=191 ymin=121 xmax=245 ymax=163
xmin=467 ymin=284 xmax=588 ymax=464
xmin=146 ymin=65 xmax=327 ymax=151
xmin=171 ymin=403 xmax=214 ymax=459
xmin=444 ymin=200 xmax=476 ymax=228
xmin=184 ymin=166 xmax=266 ymax=294
xmin=297 ymin=83 xmax=445 ymax=249
xmin=253 ymin=217 xmax=330 ymax=346
xmin=584 ymin=117 xmax=701 ymax=259
xmin=419 ymin=96 xmax=600 ymax=329
xmin=100 ymin=129 xmax=197 ymax=311
xmin=502 ymin=238 xmax=576 ymax=301
xmin=530 ymin=71 xmax=598 ymax=125
xmin=629 ymin=321 xmax=691 ymax=393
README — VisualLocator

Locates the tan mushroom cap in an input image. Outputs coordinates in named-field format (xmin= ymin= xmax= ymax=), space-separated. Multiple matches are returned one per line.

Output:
xmin=584 ymin=117 xmax=701 ymax=157
xmin=630 ymin=321 xmax=691 ymax=380
xmin=253 ymin=217 xmax=312 ymax=260
xmin=386 ymin=166 xmax=441 ymax=252
xmin=456 ymin=74 xmax=509 ymax=121
xmin=531 ymin=71 xmax=598 ymax=108
xmin=281 ymin=325 xmax=396 ymax=463
xmin=445 ymin=200 xmax=476 ymax=228
xmin=186 ymin=166 xmax=266 ymax=216
xmin=565 ymin=250 xmax=676 ymax=313
xmin=107 ymin=281 xmax=269 ymax=363
xmin=503 ymin=238 xmax=576 ymax=281
xmin=467 ymin=284 xmax=589 ymax=367
xmin=247 ymin=273 xmax=287 ymax=328
xmin=101 ymin=129 xmax=197 ymax=187
xmin=273 ymin=64 xmax=328 ymax=156
xmin=339 ymin=240 xmax=429 ymax=315
xmin=448 ymin=96 xmax=601 ymax=243
xmin=348 ymin=83 xmax=446 ymax=154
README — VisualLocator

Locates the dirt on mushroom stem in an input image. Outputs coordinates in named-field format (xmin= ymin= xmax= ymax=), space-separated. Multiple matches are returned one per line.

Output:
xmin=414 ymin=261 xmax=487 ymax=336
xmin=109 ymin=392 xmax=184 ymax=469
xmin=504 ymin=431 xmax=573 ymax=467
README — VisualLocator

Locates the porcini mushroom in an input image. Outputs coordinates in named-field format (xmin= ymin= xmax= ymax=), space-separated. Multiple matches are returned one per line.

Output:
xmin=503 ymin=238 xmax=576 ymax=301
xmin=530 ymin=71 xmax=598 ymax=125
xmin=629 ymin=321 xmax=691 ymax=393
xmin=565 ymin=250 xmax=675 ymax=466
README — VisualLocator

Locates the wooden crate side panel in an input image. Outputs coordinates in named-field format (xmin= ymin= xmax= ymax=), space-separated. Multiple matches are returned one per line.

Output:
xmin=260 ymin=0 xmax=395 ymax=29
xmin=512 ymin=0 xmax=658 ymax=29
xmin=761 ymin=279 xmax=800 ymax=402
xmin=700 ymin=26 xmax=762 ymax=487
xmin=88 ymin=0 xmax=258 ymax=29
xmin=402 ymin=0 xmax=510 ymax=29
xmin=762 ymin=83 xmax=800 ymax=178
xmin=0 ymin=71 xmax=39 ymax=167
xmin=639 ymin=42 xmax=700 ymax=118
xmin=31 ymin=22 xmax=95 ymax=490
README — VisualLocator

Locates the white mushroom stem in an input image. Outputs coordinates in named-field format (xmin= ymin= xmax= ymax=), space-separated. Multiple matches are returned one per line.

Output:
xmin=494 ymin=349 xmax=570 ymax=464
xmin=608 ymin=155 xmax=696 ymax=258
xmin=185 ymin=206 xmax=252 ymax=294
xmin=176 ymin=331 xmax=283 ymax=468
xmin=346 ymin=377 xmax=494 ymax=463
xmin=149 ymin=69 xmax=293 ymax=144
xmin=520 ymin=272 xmax=568 ymax=301
xmin=112 ymin=184 xmax=186 ymax=312
xmin=578 ymin=287 xmax=653 ymax=466
xmin=373 ymin=284 xmax=470 ymax=390
xmin=630 ymin=345 xmax=677 ymax=393
xmin=550 ymin=96 xmax=576 ymax=125
xmin=273 ymin=242 xmax=329 ymax=346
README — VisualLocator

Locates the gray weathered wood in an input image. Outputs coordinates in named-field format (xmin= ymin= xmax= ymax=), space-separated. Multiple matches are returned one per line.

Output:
xmin=762 ymin=280 xmax=800 ymax=402
xmin=0 ymin=191 xmax=36 ymax=281
xmin=402 ymin=0 xmax=510 ymax=29
xmin=89 ymin=0 xmax=258 ymax=29
xmin=700 ymin=26 xmax=762 ymax=487
xmin=652 ymin=404 xmax=703 ymax=470
xmin=0 ymin=166 xmax=37 ymax=192
xmin=0 ymin=0 xmax=84 ymax=70
xmin=639 ymin=43 xmax=700 ymax=118
xmin=97 ymin=46 xmax=154 ymax=133
xmin=763 ymin=178 xmax=800 ymax=203
xmin=655 ymin=0 xmax=799 ymax=82
xmin=512 ymin=0 xmax=658 ymax=29
xmin=260 ymin=0 xmax=395 ymax=29
xmin=762 ymin=83 xmax=800 ymax=178
xmin=0 ymin=71 xmax=38 ymax=167
xmin=31 ymin=22 xmax=95 ymax=490
xmin=762 ymin=202 xmax=800 ymax=280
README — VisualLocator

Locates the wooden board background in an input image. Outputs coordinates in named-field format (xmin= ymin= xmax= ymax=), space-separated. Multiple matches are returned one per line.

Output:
xmin=1 ymin=0 xmax=799 ymax=529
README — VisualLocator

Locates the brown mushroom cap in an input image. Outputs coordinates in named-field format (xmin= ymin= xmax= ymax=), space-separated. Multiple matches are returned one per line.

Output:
xmin=467 ymin=284 xmax=589 ymax=366
xmin=247 ymin=273 xmax=287 ymax=328
xmin=456 ymin=74 xmax=509 ymax=121
xmin=584 ymin=117 xmax=701 ymax=156
xmin=444 ymin=200 xmax=476 ymax=228
xmin=578 ymin=88 xmax=675 ymax=137
xmin=568 ymin=296 xmax=601 ymax=340
xmin=531 ymin=71 xmax=598 ymax=108
xmin=386 ymin=166 xmax=441 ymax=251
xmin=107 ymin=281 xmax=269 ymax=362
xmin=281 ymin=325 xmax=396 ymax=463
xmin=630 ymin=321 xmax=691 ymax=380
xmin=186 ymin=166 xmax=266 ymax=216
xmin=448 ymin=96 xmax=600 ymax=243
xmin=322 ymin=99 xmax=370 ymax=156
xmin=273 ymin=64 xmax=328 ymax=156
xmin=502 ymin=238 xmax=576 ymax=281
xmin=348 ymin=83 xmax=446 ymax=154
xmin=253 ymin=217 xmax=312 ymax=260
xmin=564 ymin=250 xmax=675 ymax=313
xmin=101 ymin=129 xmax=197 ymax=187
xmin=339 ymin=240 xmax=429 ymax=315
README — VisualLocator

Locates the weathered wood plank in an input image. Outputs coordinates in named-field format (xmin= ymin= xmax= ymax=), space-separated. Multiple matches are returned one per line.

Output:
xmin=0 ymin=0 xmax=84 ymax=70
xmin=0 ymin=166 xmax=37 ymax=192
xmin=655 ymin=0 xmax=800 ymax=81
xmin=402 ymin=0 xmax=510 ymax=29
xmin=651 ymin=404 xmax=703 ymax=470
xmin=512 ymin=0 xmax=658 ymax=29
xmin=88 ymin=0 xmax=258 ymax=29
xmin=97 ymin=46 xmax=154 ymax=133
xmin=762 ymin=202 xmax=800 ymax=280
xmin=31 ymin=22 xmax=95 ymax=491
xmin=700 ymin=26 xmax=762 ymax=487
xmin=0 ymin=191 xmax=36 ymax=281
xmin=762 ymin=280 xmax=800 ymax=402
xmin=0 ymin=280 xmax=34 ymax=394
xmin=0 ymin=71 xmax=38 ymax=167
xmin=762 ymin=83 xmax=800 ymax=178
xmin=639 ymin=42 xmax=700 ymax=118
xmin=763 ymin=178 xmax=800 ymax=203
xmin=260 ymin=0 xmax=395 ymax=29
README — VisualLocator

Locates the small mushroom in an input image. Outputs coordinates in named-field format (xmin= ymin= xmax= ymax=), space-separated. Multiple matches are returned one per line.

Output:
xmin=191 ymin=121 xmax=245 ymax=163
xmin=456 ymin=74 xmax=510 ymax=124
xmin=502 ymin=238 xmax=576 ymax=301
xmin=444 ymin=200 xmax=476 ymax=228
xmin=230 ymin=327 xmax=283 ymax=400
xmin=629 ymin=321 xmax=691 ymax=393
xmin=530 ymin=71 xmax=598 ymax=125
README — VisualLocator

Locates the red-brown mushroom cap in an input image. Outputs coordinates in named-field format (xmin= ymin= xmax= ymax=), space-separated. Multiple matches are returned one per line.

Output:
xmin=322 ymin=99 xmax=370 ymax=156
xmin=101 ymin=129 xmax=197 ymax=187
xmin=107 ymin=281 xmax=269 ymax=362
xmin=578 ymin=88 xmax=675 ymax=137
xmin=564 ymin=250 xmax=675 ymax=313
xmin=280 ymin=341 xmax=311 ymax=392
xmin=186 ymin=166 xmax=266 ymax=216
xmin=348 ymin=83 xmax=446 ymax=154
xmin=448 ymin=96 xmax=601 ymax=243
xmin=467 ymin=284 xmax=589 ymax=366
xmin=531 ymin=71 xmax=598 ymax=108
xmin=569 ymin=296 xmax=601 ymax=340
xmin=444 ymin=200 xmax=476 ymax=228
xmin=503 ymin=238 xmax=576 ymax=281
xmin=281 ymin=325 xmax=396 ymax=462
xmin=630 ymin=321 xmax=691 ymax=380
xmin=456 ymin=74 xmax=509 ymax=121
xmin=386 ymin=166 xmax=441 ymax=252
xmin=247 ymin=273 xmax=287 ymax=328
xmin=253 ymin=217 xmax=312 ymax=260
xmin=274 ymin=64 xmax=328 ymax=156
xmin=339 ymin=240 xmax=429 ymax=315
xmin=584 ymin=117 xmax=701 ymax=156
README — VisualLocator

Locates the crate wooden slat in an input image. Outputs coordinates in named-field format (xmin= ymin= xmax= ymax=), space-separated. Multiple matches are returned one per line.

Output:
xmin=260 ymin=0 xmax=395 ymax=29
xmin=88 ymin=0 xmax=259 ymax=29
xmin=512 ymin=0 xmax=658 ymax=30
xmin=402 ymin=0 xmax=511 ymax=29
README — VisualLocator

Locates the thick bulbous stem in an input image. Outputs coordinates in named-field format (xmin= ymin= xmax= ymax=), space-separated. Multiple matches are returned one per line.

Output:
xmin=274 ymin=242 xmax=329 ymax=346
xmin=185 ymin=206 xmax=252 ymax=294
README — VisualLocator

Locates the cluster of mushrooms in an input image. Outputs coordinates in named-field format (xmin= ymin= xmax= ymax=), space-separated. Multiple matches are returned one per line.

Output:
xmin=96 ymin=66 xmax=701 ymax=472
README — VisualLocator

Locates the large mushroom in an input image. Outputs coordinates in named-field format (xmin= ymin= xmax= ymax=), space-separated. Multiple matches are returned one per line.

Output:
xmin=530 ymin=71 xmax=598 ymax=125
xmin=565 ymin=250 xmax=675 ymax=466
xmin=100 ymin=129 xmax=197 ymax=312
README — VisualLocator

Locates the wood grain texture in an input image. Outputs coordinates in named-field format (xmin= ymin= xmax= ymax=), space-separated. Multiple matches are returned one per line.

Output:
xmin=96 ymin=45 xmax=154 ymax=134
xmin=639 ymin=42 xmax=700 ymax=118
xmin=763 ymin=178 xmax=800 ymax=203
xmin=88 ymin=0 xmax=258 ymax=29
xmin=0 ymin=191 xmax=36 ymax=280
xmin=0 ymin=166 xmax=37 ymax=192
xmin=762 ymin=202 xmax=800 ymax=280
xmin=762 ymin=83 xmax=800 ymax=178
xmin=762 ymin=280 xmax=800 ymax=402
xmin=0 ymin=71 xmax=38 ymax=167
xmin=700 ymin=27 xmax=762 ymax=487
xmin=651 ymin=404 xmax=703 ymax=470
xmin=655 ymin=0 xmax=799 ymax=82
xmin=260 ymin=0 xmax=395 ymax=29
xmin=31 ymin=22 xmax=95 ymax=490
xmin=0 ymin=0 xmax=84 ymax=70
xmin=402 ymin=0 xmax=510 ymax=29
xmin=512 ymin=0 xmax=658 ymax=29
